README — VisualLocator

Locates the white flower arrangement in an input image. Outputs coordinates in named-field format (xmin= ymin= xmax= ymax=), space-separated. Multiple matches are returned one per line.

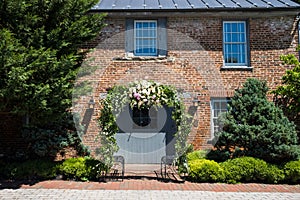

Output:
xmin=128 ymin=80 xmax=169 ymax=109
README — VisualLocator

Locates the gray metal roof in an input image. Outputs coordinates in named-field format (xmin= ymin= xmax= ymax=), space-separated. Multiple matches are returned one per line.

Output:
xmin=92 ymin=0 xmax=300 ymax=11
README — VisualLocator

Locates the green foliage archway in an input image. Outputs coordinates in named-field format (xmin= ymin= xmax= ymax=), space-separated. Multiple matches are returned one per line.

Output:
xmin=96 ymin=80 xmax=191 ymax=167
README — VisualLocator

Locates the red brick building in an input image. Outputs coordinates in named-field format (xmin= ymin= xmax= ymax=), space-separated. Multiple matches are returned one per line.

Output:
xmin=4 ymin=1 xmax=300 ymax=161
xmin=74 ymin=0 xmax=300 ymax=162
xmin=1 ymin=0 xmax=299 ymax=162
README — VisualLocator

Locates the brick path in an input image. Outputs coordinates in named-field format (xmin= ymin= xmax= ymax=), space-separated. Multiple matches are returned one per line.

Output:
xmin=1 ymin=179 xmax=300 ymax=200
xmin=1 ymin=189 xmax=300 ymax=200
xmin=1 ymin=179 xmax=300 ymax=192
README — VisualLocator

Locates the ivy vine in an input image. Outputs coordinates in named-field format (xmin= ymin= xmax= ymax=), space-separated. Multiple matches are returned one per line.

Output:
xmin=96 ymin=81 xmax=191 ymax=168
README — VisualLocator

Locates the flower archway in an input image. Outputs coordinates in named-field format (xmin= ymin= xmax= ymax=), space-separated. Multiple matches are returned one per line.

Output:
xmin=96 ymin=80 xmax=191 ymax=167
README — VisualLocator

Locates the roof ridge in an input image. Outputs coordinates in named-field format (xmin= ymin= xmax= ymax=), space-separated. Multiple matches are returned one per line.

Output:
xmin=92 ymin=0 xmax=300 ymax=11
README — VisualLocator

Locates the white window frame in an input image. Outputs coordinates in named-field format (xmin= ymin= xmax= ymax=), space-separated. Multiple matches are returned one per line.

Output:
xmin=210 ymin=98 xmax=230 ymax=138
xmin=223 ymin=21 xmax=248 ymax=67
xmin=134 ymin=20 xmax=158 ymax=56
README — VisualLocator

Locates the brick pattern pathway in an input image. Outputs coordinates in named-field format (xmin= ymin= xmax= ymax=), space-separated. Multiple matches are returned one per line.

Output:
xmin=1 ymin=179 xmax=300 ymax=193
xmin=1 ymin=189 xmax=300 ymax=200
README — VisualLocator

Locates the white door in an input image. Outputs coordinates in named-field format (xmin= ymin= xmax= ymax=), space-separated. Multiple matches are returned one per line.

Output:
xmin=115 ymin=132 xmax=166 ymax=164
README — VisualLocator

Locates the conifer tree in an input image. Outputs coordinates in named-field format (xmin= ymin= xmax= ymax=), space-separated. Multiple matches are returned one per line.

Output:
xmin=211 ymin=78 xmax=300 ymax=163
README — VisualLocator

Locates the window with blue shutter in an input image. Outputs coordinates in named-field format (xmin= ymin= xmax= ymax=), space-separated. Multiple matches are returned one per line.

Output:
xmin=223 ymin=21 xmax=248 ymax=67
xmin=126 ymin=18 xmax=167 ymax=57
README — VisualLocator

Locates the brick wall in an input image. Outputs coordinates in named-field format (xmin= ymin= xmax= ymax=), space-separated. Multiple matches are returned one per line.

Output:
xmin=76 ymin=14 xmax=299 ymax=152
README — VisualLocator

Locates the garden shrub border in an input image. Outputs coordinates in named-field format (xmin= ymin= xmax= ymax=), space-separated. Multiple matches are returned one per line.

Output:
xmin=0 ymin=157 xmax=108 ymax=182
xmin=1 ymin=156 xmax=299 ymax=184
xmin=187 ymin=155 xmax=300 ymax=184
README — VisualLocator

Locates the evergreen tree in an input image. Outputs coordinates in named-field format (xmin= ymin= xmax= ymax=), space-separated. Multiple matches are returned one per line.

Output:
xmin=210 ymin=78 xmax=300 ymax=164
xmin=0 ymin=0 xmax=105 ymax=158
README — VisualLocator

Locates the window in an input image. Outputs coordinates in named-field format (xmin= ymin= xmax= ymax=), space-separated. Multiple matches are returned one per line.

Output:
xmin=131 ymin=107 xmax=158 ymax=130
xmin=126 ymin=18 xmax=167 ymax=57
xmin=223 ymin=21 xmax=248 ymax=66
xmin=210 ymin=98 xmax=229 ymax=137
xmin=134 ymin=20 xmax=157 ymax=56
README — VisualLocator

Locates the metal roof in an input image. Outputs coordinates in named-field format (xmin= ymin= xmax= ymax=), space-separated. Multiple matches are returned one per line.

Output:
xmin=92 ymin=0 xmax=300 ymax=11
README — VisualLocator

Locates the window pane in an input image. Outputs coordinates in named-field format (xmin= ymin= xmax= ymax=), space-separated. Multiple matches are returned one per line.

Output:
xmin=232 ymin=54 xmax=239 ymax=63
xmin=150 ymin=22 xmax=156 ymax=28
xmin=214 ymin=102 xmax=220 ymax=109
xmin=225 ymin=33 xmax=231 ymax=42
xmin=240 ymin=44 xmax=246 ymax=53
xmin=238 ymin=23 xmax=245 ymax=32
xmin=221 ymin=102 xmax=227 ymax=110
xmin=143 ymin=22 xmax=149 ymax=28
xmin=232 ymin=33 xmax=239 ymax=42
xmin=240 ymin=54 xmax=245 ymax=63
xmin=239 ymin=33 xmax=245 ymax=42
xmin=143 ymin=30 xmax=150 ymax=37
xmin=225 ymin=44 xmax=231 ymax=52
xmin=136 ymin=30 xmax=142 ymax=37
xmin=232 ymin=44 xmax=239 ymax=53
xmin=224 ymin=23 xmax=231 ymax=32
xmin=213 ymin=119 xmax=219 ymax=125
xmin=151 ymin=30 xmax=156 ymax=37
xmin=136 ymin=22 xmax=142 ymax=28
xmin=232 ymin=23 xmax=238 ymax=32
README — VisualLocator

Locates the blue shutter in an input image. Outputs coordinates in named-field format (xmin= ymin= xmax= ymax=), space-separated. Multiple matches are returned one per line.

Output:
xmin=158 ymin=18 xmax=167 ymax=56
xmin=125 ymin=19 xmax=134 ymax=56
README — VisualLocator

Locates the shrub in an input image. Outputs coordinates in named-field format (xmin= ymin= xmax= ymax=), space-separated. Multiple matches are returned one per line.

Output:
xmin=284 ymin=160 xmax=300 ymax=184
xmin=0 ymin=159 xmax=59 ymax=180
xmin=220 ymin=157 xmax=284 ymax=184
xmin=265 ymin=164 xmax=285 ymax=184
xmin=58 ymin=157 xmax=108 ymax=181
xmin=188 ymin=159 xmax=225 ymax=182
xmin=213 ymin=78 xmax=300 ymax=164
xmin=187 ymin=150 xmax=207 ymax=162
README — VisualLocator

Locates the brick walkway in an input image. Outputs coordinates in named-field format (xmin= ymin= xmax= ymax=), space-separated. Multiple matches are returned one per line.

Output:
xmin=1 ymin=189 xmax=300 ymax=200
xmin=1 ymin=179 xmax=300 ymax=192
xmin=1 ymin=179 xmax=300 ymax=200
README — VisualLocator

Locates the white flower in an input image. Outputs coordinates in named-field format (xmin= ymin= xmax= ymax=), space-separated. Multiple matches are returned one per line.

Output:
xmin=142 ymin=89 xmax=147 ymax=94
xmin=138 ymin=101 xmax=143 ymax=108
xmin=151 ymin=86 xmax=156 ymax=93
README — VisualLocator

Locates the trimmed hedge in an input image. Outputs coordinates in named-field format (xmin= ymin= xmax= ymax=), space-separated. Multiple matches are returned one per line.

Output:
xmin=187 ymin=156 xmax=295 ymax=184
xmin=284 ymin=160 xmax=300 ymax=184
xmin=1 ymin=156 xmax=299 ymax=184
xmin=0 ymin=157 xmax=108 ymax=182
xmin=220 ymin=157 xmax=284 ymax=184
xmin=188 ymin=159 xmax=225 ymax=182
xmin=58 ymin=157 xmax=108 ymax=181
xmin=186 ymin=150 xmax=207 ymax=162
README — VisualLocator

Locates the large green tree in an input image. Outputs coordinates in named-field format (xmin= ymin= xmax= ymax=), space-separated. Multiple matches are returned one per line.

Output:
xmin=273 ymin=53 xmax=300 ymax=122
xmin=209 ymin=78 xmax=300 ymax=164
xmin=0 ymin=0 xmax=105 ymax=158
